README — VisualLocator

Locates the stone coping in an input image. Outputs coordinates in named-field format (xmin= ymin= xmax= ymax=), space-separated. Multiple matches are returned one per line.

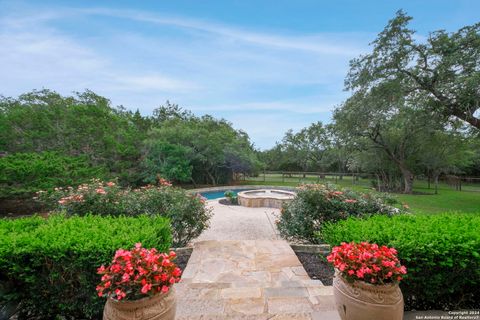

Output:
xmin=238 ymin=189 xmax=296 ymax=200
xmin=187 ymin=185 xmax=297 ymax=194
xmin=172 ymin=244 xmax=332 ymax=256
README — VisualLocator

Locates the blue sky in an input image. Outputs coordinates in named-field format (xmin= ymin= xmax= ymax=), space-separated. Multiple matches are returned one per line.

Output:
xmin=1 ymin=1 xmax=479 ymax=149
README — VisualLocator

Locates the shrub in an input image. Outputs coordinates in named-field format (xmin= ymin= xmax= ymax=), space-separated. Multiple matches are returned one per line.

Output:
xmin=277 ymin=184 xmax=403 ymax=243
xmin=0 ymin=152 xmax=105 ymax=199
xmin=37 ymin=179 xmax=211 ymax=246
xmin=0 ymin=214 xmax=172 ymax=319
xmin=320 ymin=213 xmax=480 ymax=310
xmin=224 ymin=190 xmax=238 ymax=205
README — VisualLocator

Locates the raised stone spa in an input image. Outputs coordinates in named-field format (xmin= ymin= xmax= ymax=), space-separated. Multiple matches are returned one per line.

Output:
xmin=237 ymin=189 xmax=296 ymax=208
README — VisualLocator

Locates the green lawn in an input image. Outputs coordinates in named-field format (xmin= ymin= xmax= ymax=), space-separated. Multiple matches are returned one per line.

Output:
xmin=239 ymin=175 xmax=480 ymax=214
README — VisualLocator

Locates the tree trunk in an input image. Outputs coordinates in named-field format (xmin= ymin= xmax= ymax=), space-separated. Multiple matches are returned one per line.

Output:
xmin=400 ymin=167 xmax=414 ymax=194
xmin=206 ymin=171 xmax=217 ymax=186
xmin=434 ymin=174 xmax=439 ymax=195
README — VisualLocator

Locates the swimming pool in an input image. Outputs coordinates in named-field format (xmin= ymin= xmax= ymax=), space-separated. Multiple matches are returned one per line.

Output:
xmin=199 ymin=189 xmax=250 ymax=200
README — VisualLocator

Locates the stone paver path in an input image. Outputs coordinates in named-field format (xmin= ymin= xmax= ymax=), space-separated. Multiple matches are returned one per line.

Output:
xmin=176 ymin=240 xmax=339 ymax=319
xmin=194 ymin=201 xmax=280 ymax=242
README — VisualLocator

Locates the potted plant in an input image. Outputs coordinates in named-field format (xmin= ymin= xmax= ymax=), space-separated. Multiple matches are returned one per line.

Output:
xmin=327 ymin=242 xmax=407 ymax=320
xmin=96 ymin=243 xmax=182 ymax=320
xmin=224 ymin=190 xmax=238 ymax=205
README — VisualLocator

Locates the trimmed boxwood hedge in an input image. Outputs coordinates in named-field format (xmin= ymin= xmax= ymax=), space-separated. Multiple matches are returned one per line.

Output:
xmin=320 ymin=213 xmax=480 ymax=310
xmin=0 ymin=214 xmax=172 ymax=319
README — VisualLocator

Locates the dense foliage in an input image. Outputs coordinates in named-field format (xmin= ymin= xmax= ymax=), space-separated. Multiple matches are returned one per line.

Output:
xmin=37 ymin=179 xmax=211 ymax=246
xmin=0 ymin=90 xmax=145 ymax=186
xmin=145 ymin=114 xmax=260 ymax=185
xmin=0 ymin=151 xmax=104 ymax=199
xmin=277 ymin=184 xmax=403 ymax=243
xmin=320 ymin=214 xmax=480 ymax=310
xmin=0 ymin=91 xmax=259 ymax=208
xmin=0 ymin=214 xmax=172 ymax=319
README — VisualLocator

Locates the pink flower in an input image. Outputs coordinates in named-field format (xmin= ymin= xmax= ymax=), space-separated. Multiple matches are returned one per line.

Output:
xmin=115 ymin=289 xmax=126 ymax=300
xmin=344 ymin=199 xmax=357 ymax=203
xmin=356 ymin=269 xmax=365 ymax=278
xmin=95 ymin=188 xmax=106 ymax=194
xmin=161 ymin=286 xmax=169 ymax=293
xmin=106 ymin=181 xmax=115 ymax=187
xmin=141 ymin=283 xmax=152 ymax=294
xmin=122 ymin=273 xmax=130 ymax=282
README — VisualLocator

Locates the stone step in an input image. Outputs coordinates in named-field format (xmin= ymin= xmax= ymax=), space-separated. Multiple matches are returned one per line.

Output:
xmin=176 ymin=240 xmax=337 ymax=319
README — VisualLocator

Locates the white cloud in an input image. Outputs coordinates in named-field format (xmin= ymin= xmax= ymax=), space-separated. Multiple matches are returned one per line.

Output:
xmin=80 ymin=7 xmax=365 ymax=56
xmin=0 ymin=4 xmax=368 ymax=147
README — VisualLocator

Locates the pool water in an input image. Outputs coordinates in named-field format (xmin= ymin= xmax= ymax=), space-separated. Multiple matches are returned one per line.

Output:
xmin=200 ymin=189 xmax=249 ymax=200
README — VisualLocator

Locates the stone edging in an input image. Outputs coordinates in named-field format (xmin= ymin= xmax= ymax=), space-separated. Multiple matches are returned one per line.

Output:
xmin=290 ymin=244 xmax=331 ymax=256
xmin=170 ymin=246 xmax=193 ymax=255
xmin=171 ymin=244 xmax=331 ymax=256
xmin=187 ymin=185 xmax=297 ymax=194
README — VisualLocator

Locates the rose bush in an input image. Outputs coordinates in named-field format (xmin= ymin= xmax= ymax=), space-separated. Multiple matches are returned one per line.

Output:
xmin=327 ymin=241 xmax=407 ymax=285
xmin=97 ymin=243 xmax=181 ymax=301
xmin=277 ymin=183 xmax=404 ymax=243
xmin=37 ymin=179 xmax=211 ymax=246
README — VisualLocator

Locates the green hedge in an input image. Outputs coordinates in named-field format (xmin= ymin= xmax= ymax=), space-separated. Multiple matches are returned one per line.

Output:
xmin=0 ymin=214 xmax=172 ymax=319
xmin=320 ymin=213 xmax=480 ymax=310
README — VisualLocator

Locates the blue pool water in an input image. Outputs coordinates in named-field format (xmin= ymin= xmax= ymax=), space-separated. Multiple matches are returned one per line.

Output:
xmin=200 ymin=189 xmax=250 ymax=200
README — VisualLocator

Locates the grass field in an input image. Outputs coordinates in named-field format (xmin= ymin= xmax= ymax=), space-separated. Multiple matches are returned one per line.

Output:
xmin=238 ymin=174 xmax=480 ymax=214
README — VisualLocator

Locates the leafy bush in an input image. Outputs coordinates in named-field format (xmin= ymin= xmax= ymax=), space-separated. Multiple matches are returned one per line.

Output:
xmin=0 ymin=214 xmax=172 ymax=319
xmin=277 ymin=183 xmax=403 ymax=243
xmin=37 ymin=179 xmax=211 ymax=246
xmin=224 ymin=190 xmax=238 ymax=205
xmin=320 ymin=213 xmax=480 ymax=310
xmin=0 ymin=152 xmax=104 ymax=199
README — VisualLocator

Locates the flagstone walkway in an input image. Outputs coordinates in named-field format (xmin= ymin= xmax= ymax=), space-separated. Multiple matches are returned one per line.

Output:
xmin=176 ymin=240 xmax=339 ymax=319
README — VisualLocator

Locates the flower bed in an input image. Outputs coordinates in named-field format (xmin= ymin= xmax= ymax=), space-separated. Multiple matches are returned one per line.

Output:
xmin=37 ymin=179 xmax=211 ymax=246
xmin=0 ymin=214 xmax=172 ymax=319
xmin=320 ymin=213 xmax=480 ymax=310
xmin=277 ymin=183 xmax=404 ymax=243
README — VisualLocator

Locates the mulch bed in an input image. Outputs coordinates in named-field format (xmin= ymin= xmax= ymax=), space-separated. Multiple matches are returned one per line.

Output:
xmin=295 ymin=252 xmax=334 ymax=286
xmin=176 ymin=252 xmax=192 ymax=273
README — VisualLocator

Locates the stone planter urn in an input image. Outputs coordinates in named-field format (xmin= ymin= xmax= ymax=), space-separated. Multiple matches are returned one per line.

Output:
xmin=103 ymin=287 xmax=176 ymax=320
xmin=333 ymin=271 xmax=403 ymax=320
